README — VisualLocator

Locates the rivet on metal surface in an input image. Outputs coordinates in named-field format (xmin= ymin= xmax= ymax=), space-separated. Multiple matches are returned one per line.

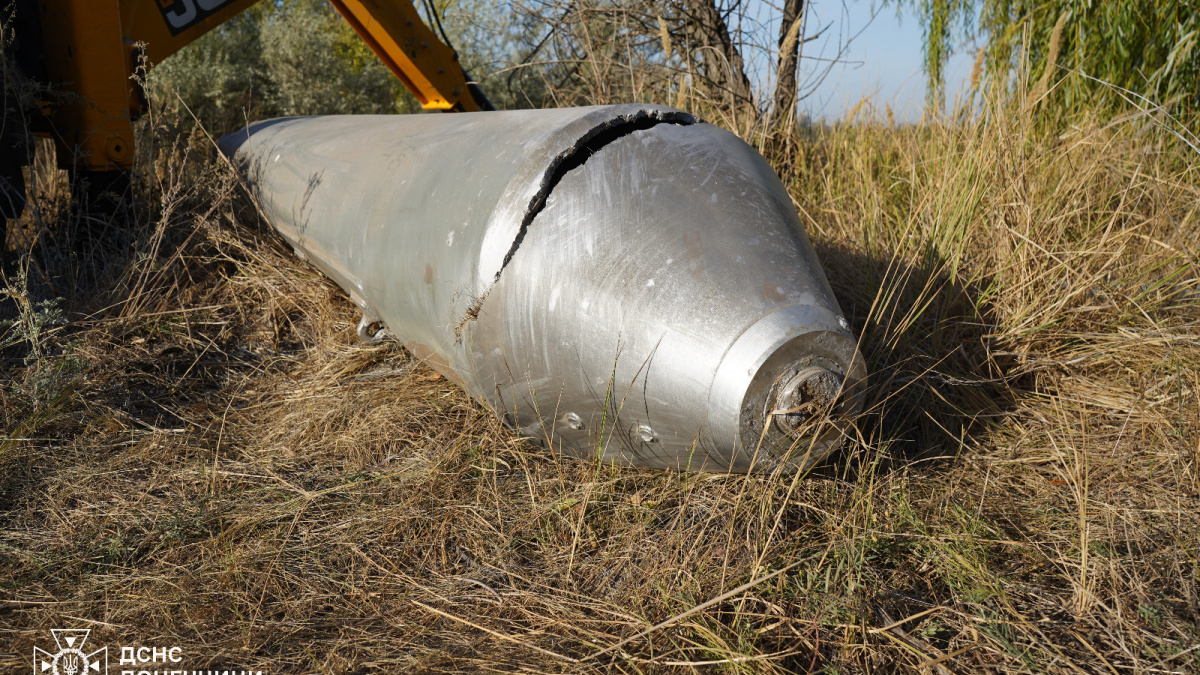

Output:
xmin=563 ymin=412 xmax=584 ymax=430
xmin=637 ymin=424 xmax=658 ymax=443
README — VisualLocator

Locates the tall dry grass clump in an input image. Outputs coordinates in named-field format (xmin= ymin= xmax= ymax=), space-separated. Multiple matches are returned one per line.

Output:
xmin=2 ymin=87 xmax=1198 ymax=673
xmin=786 ymin=98 xmax=1199 ymax=665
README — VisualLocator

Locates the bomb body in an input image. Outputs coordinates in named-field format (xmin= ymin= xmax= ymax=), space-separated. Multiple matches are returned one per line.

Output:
xmin=220 ymin=105 xmax=865 ymax=472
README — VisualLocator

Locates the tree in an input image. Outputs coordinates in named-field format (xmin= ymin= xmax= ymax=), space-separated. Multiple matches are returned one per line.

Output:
xmin=663 ymin=0 xmax=810 ymax=122
xmin=670 ymin=0 xmax=755 ymax=111
xmin=148 ymin=0 xmax=412 ymax=136
xmin=150 ymin=0 xmax=834 ymax=129
xmin=500 ymin=0 xmax=821 ymax=127
xmin=772 ymin=0 xmax=806 ymax=120
xmin=901 ymin=0 xmax=1200 ymax=111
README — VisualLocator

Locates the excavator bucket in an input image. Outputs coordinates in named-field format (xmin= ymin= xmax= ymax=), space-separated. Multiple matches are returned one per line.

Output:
xmin=219 ymin=105 xmax=866 ymax=473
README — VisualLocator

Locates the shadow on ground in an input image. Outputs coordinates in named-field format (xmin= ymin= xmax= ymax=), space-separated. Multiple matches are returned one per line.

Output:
xmin=811 ymin=239 xmax=1027 ymax=477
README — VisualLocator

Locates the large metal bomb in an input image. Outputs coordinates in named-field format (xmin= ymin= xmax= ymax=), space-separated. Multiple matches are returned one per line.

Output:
xmin=219 ymin=104 xmax=865 ymax=472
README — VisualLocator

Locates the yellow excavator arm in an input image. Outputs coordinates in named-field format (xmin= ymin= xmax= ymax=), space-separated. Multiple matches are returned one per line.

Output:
xmin=13 ymin=0 xmax=488 ymax=176
xmin=326 ymin=0 xmax=486 ymax=111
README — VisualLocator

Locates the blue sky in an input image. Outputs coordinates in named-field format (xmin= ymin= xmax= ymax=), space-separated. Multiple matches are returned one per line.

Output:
xmin=792 ymin=1 xmax=975 ymax=122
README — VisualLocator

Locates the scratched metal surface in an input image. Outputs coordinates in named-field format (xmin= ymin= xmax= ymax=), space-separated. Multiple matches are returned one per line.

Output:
xmin=221 ymin=106 xmax=864 ymax=472
xmin=219 ymin=105 xmax=692 ymax=389
xmin=472 ymin=122 xmax=864 ymax=471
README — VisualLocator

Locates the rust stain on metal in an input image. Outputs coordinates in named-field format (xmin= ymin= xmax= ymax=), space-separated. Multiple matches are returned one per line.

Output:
xmin=683 ymin=231 xmax=705 ymax=280
xmin=761 ymin=281 xmax=785 ymax=303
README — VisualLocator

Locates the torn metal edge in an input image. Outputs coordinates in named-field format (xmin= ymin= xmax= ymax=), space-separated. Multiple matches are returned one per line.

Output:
xmin=454 ymin=108 xmax=697 ymax=340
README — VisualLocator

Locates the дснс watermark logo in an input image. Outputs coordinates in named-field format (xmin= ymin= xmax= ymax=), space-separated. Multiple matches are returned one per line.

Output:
xmin=33 ymin=628 xmax=264 ymax=674
xmin=33 ymin=629 xmax=107 ymax=675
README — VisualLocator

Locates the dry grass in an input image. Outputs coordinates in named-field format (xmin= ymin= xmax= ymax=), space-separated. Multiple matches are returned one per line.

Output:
xmin=1 ymin=95 xmax=1198 ymax=673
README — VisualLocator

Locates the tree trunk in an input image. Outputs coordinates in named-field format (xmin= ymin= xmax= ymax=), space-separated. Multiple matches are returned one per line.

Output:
xmin=673 ymin=0 xmax=754 ymax=112
xmin=772 ymin=0 xmax=804 ymax=121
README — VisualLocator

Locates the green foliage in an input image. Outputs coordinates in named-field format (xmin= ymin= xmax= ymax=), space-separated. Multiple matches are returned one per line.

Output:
xmin=0 ymin=278 xmax=64 ymax=366
xmin=909 ymin=0 xmax=976 ymax=108
xmin=899 ymin=0 xmax=1200 ymax=111
xmin=0 ymin=269 xmax=86 ymax=410
xmin=146 ymin=0 xmax=560 ymax=126
xmin=148 ymin=0 xmax=414 ymax=136
xmin=259 ymin=0 xmax=408 ymax=116
xmin=423 ymin=0 xmax=556 ymax=109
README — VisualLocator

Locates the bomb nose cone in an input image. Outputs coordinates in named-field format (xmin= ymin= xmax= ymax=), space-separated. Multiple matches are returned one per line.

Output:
xmin=705 ymin=304 xmax=865 ymax=472
xmin=479 ymin=119 xmax=865 ymax=472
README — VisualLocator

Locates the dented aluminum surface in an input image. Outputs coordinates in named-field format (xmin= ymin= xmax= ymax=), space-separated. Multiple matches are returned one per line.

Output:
xmin=219 ymin=105 xmax=865 ymax=472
